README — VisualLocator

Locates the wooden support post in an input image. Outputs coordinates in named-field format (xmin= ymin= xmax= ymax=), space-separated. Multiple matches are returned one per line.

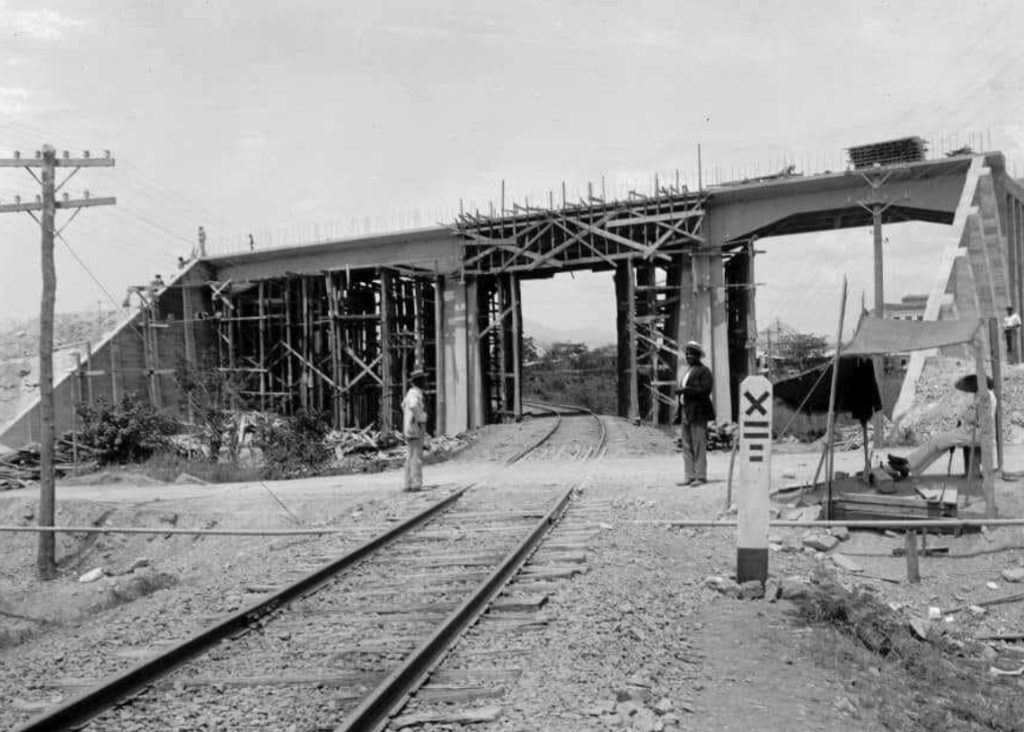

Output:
xmin=109 ymin=336 xmax=121 ymax=402
xmin=258 ymin=281 xmax=267 ymax=411
xmin=627 ymin=257 xmax=639 ymax=422
xmin=511 ymin=273 xmax=523 ymax=422
xmin=300 ymin=277 xmax=310 ymax=410
xmin=434 ymin=275 xmax=446 ymax=433
xmin=496 ymin=278 xmax=507 ymax=418
xmin=989 ymin=317 xmax=1004 ymax=471
xmin=614 ymin=264 xmax=629 ymax=418
xmin=181 ymin=276 xmax=197 ymax=423
xmin=973 ymin=332 xmax=997 ymax=517
xmin=824 ymin=278 xmax=849 ymax=521
xmin=904 ymin=531 xmax=921 ymax=583
xmin=284 ymin=278 xmax=295 ymax=414
xmin=380 ymin=268 xmax=394 ymax=432
xmin=325 ymin=273 xmax=339 ymax=426
xmin=84 ymin=341 xmax=95 ymax=407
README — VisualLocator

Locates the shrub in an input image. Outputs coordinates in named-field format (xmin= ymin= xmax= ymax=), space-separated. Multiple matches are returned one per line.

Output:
xmin=174 ymin=360 xmax=243 ymax=462
xmin=252 ymin=410 xmax=332 ymax=479
xmin=77 ymin=395 xmax=179 ymax=465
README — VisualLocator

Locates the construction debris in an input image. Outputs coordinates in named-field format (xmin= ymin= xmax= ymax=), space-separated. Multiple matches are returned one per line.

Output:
xmin=0 ymin=440 xmax=96 ymax=490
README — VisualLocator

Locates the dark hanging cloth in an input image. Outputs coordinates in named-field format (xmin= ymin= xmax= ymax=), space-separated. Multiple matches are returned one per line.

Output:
xmin=772 ymin=356 xmax=882 ymax=424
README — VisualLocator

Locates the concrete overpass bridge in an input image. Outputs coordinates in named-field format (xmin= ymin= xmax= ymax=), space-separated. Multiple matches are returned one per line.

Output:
xmin=3 ymin=150 xmax=1022 ymax=446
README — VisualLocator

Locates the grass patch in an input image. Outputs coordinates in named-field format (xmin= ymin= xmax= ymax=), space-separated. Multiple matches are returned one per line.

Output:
xmin=791 ymin=567 xmax=1024 ymax=731
xmin=128 ymin=453 xmax=264 ymax=484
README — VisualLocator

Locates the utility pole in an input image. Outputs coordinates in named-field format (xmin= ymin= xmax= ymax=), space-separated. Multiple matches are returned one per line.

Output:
xmin=857 ymin=171 xmax=906 ymax=450
xmin=0 ymin=145 xmax=115 ymax=580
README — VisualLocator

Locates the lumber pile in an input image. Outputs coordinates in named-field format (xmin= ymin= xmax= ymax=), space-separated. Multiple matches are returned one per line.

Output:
xmin=831 ymin=491 xmax=958 ymax=523
xmin=0 ymin=440 xmax=97 ymax=490
xmin=327 ymin=428 xmax=471 ymax=468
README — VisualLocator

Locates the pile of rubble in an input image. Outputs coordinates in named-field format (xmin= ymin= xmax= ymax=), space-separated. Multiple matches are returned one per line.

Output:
xmin=328 ymin=427 xmax=472 ymax=472
xmin=0 ymin=440 xmax=97 ymax=490
xmin=900 ymin=356 xmax=1024 ymax=444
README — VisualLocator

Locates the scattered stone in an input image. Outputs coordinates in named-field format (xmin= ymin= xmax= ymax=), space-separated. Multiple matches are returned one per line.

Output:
xmin=909 ymin=618 xmax=930 ymax=640
xmin=834 ymin=696 xmax=857 ymax=714
xmin=158 ymin=512 xmax=179 ymax=526
xmin=11 ymin=697 xmax=51 ymax=713
xmin=585 ymin=700 xmax=616 ymax=716
xmin=779 ymin=536 xmax=802 ymax=553
xmin=830 ymin=525 xmax=850 ymax=541
xmin=615 ymin=688 xmax=646 ymax=703
xmin=968 ymin=605 xmax=987 ymax=617
xmin=981 ymin=644 xmax=999 ymax=661
xmin=653 ymin=698 xmax=673 ymax=715
xmin=831 ymin=554 xmax=863 ymax=574
xmin=779 ymin=576 xmax=809 ymax=600
xmin=803 ymin=534 xmax=839 ymax=552
xmin=128 ymin=557 xmax=150 ymax=572
xmin=77 ymin=567 xmax=104 ymax=583
xmin=704 ymin=575 xmax=740 ymax=597
xmin=1001 ymin=567 xmax=1024 ymax=583
xmin=764 ymin=578 xmax=781 ymax=602
xmin=987 ymin=581 xmax=1000 ymax=590
xmin=738 ymin=579 xmax=765 ymax=600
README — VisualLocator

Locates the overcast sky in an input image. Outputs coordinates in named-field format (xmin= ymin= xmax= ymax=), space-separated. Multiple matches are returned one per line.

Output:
xmin=1 ymin=1 xmax=1022 ymax=339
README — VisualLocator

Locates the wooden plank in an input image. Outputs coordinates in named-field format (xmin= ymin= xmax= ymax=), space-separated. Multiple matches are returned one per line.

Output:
xmin=391 ymin=706 xmax=502 ymax=729
xmin=416 ymin=685 xmax=506 ymax=703
xmin=627 ymin=258 xmax=639 ymax=422
xmin=895 ymin=156 xmax=984 ymax=420
xmin=380 ymin=268 xmax=394 ymax=432
xmin=257 ymin=281 xmax=266 ymax=410
xmin=511 ymin=274 xmax=522 ymax=421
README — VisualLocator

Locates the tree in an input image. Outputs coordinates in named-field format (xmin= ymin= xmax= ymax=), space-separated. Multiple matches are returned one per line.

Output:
xmin=775 ymin=331 xmax=829 ymax=374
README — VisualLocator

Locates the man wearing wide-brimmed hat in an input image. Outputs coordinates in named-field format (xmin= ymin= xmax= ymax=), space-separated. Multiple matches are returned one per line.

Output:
xmin=675 ymin=341 xmax=715 ymax=486
xmin=401 ymin=368 xmax=429 ymax=491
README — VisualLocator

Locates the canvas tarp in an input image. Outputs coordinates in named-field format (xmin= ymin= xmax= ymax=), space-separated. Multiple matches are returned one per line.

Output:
xmin=842 ymin=317 xmax=980 ymax=356
xmin=774 ymin=356 xmax=882 ymax=424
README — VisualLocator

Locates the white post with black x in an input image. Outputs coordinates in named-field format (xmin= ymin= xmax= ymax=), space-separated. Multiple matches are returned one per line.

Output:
xmin=737 ymin=375 xmax=772 ymax=583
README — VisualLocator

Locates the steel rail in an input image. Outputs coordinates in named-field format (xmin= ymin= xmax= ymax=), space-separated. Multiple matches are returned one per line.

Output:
xmin=505 ymin=401 xmax=562 ymax=463
xmin=15 ymin=403 xmax=574 ymax=731
xmin=522 ymin=399 xmax=607 ymax=458
xmin=335 ymin=485 xmax=575 ymax=732
xmin=14 ymin=485 xmax=471 ymax=732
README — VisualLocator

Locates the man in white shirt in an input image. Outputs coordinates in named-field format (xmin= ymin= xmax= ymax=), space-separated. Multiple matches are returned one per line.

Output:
xmin=401 ymin=369 xmax=428 ymax=491
xmin=1004 ymin=306 xmax=1021 ymax=362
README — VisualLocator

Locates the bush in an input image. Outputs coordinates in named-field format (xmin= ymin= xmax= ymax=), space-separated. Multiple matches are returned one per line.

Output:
xmin=252 ymin=410 xmax=332 ymax=479
xmin=77 ymin=395 xmax=180 ymax=465
xmin=174 ymin=360 xmax=243 ymax=462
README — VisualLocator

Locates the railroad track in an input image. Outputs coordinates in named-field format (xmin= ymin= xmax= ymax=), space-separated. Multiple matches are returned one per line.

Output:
xmin=15 ymin=404 xmax=606 ymax=732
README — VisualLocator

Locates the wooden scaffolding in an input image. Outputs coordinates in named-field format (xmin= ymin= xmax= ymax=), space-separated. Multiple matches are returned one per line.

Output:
xmin=454 ymin=181 xmax=714 ymax=423
xmin=209 ymin=267 xmax=440 ymax=433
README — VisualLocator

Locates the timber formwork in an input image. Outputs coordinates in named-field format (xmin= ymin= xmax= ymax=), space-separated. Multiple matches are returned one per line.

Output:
xmin=452 ymin=182 xmax=726 ymax=424
xmin=209 ymin=268 xmax=439 ymax=434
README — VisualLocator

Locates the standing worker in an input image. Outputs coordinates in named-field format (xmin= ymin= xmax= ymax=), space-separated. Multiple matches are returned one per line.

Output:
xmin=401 ymin=368 xmax=428 ymax=491
xmin=1004 ymin=306 xmax=1021 ymax=363
xmin=675 ymin=341 xmax=715 ymax=486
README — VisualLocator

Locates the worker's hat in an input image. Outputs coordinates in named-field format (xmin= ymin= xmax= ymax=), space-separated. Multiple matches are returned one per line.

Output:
xmin=684 ymin=341 xmax=704 ymax=356
xmin=410 ymin=368 xmax=427 ymax=380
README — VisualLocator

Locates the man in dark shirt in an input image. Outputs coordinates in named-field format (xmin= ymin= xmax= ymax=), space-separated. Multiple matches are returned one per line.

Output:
xmin=675 ymin=341 xmax=715 ymax=485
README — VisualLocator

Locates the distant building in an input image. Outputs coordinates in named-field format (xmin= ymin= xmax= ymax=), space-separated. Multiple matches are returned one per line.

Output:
xmin=871 ymin=294 xmax=955 ymax=322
